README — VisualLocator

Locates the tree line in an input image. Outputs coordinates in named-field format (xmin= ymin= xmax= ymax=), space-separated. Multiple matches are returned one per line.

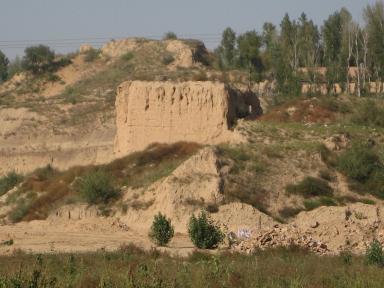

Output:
xmin=215 ymin=1 xmax=384 ymax=97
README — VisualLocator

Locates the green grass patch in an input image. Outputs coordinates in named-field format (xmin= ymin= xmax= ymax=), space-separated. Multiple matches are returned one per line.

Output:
xmin=303 ymin=197 xmax=338 ymax=211
xmin=0 ymin=172 xmax=23 ymax=196
xmin=286 ymin=177 xmax=334 ymax=198
xmin=1 ymin=246 xmax=384 ymax=287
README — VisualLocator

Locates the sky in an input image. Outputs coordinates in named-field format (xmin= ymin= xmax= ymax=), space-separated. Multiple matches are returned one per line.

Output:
xmin=0 ymin=0 xmax=379 ymax=59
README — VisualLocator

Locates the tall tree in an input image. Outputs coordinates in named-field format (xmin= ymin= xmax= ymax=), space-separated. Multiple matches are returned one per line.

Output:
xmin=237 ymin=30 xmax=263 ymax=83
xmin=364 ymin=1 xmax=384 ymax=87
xmin=0 ymin=50 xmax=9 ymax=82
xmin=216 ymin=27 xmax=237 ymax=68
xmin=280 ymin=14 xmax=299 ymax=70
xmin=322 ymin=10 xmax=350 ymax=92
xmin=298 ymin=13 xmax=320 ymax=68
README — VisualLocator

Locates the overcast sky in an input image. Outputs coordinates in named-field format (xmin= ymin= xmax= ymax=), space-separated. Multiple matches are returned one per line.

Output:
xmin=0 ymin=0 xmax=378 ymax=59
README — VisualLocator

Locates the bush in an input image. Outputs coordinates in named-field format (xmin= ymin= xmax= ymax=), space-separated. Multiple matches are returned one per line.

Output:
xmin=336 ymin=144 xmax=384 ymax=198
xmin=162 ymin=54 xmax=175 ymax=65
xmin=366 ymin=239 xmax=384 ymax=266
xmin=188 ymin=211 xmax=224 ymax=249
xmin=337 ymin=144 xmax=380 ymax=182
xmin=22 ymin=45 xmax=55 ymax=75
xmin=351 ymin=100 xmax=384 ymax=128
xmin=286 ymin=177 xmax=333 ymax=198
xmin=121 ymin=52 xmax=134 ymax=61
xmin=163 ymin=32 xmax=178 ymax=40
xmin=149 ymin=213 xmax=174 ymax=246
xmin=8 ymin=198 xmax=32 ymax=223
xmin=0 ymin=172 xmax=23 ymax=196
xmin=35 ymin=165 xmax=56 ymax=181
xmin=84 ymin=48 xmax=100 ymax=62
xmin=77 ymin=170 xmax=119 ymax=204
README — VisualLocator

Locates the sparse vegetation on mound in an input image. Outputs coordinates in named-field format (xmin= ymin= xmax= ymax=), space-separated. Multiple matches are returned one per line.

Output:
xmin=1 ymin=246 xmax=384 ymax=287
xmin=337 ymin=144 xmax=384 ymax=199
xmin=286 ymin=177 xmax=334 ymax=198
xmin=5 ymin=142 xmax=200 ymax=222
xmin=218 ymin=144 xmax=269 ymax=213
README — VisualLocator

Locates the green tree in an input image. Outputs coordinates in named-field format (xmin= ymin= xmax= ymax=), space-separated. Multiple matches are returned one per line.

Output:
xmin=297 ymin=13 xmax=320 ymax=68
xmin=261 ymin=22 xmax=278 ymax=73
xmin=22 ymin=45 xmax=55 ymax=75
xmin=0 ymin=50 xmax=9 ymax=82
xmin=216 ymin=27 xmax=237 ymax=68
xmin=237 ymin=30 xmax=263 ymax=81
xmin=149 ymin=213 xmax=174 ymax=246
xmin=322 ymin=10 xmax=350 ymax=92
xmin=280 ymin=14 xmax=299 ymax=70
xmin=364 ymin=1 xmax=384 ymax=81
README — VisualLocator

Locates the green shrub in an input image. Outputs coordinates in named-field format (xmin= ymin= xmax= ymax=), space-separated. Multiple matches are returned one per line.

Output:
xmin=77 ymin=170 xmax=119 ymax=204
xmin=163 ymin=31 xmax=178 ymax=40
xmin=84 ymin=48 xmax=100 ymax=62
xmin=366 ymin=239 xmax=384 ymax=266
xmin=35 ymin=165 xmax=56 ymax=181
xmin=8 ymin=198 xmax=31 ymax=223
xmin=188 ymin=211 xmax=224 ymax=249
xmin=351 ymin=100 xmax=384 ymax=127
xmin=149 ymin=213 xmax=174 ymax=246
xmin=337 ymin=144 xmax=381 ymax=182
xmin=286 ymin=177 xmax=333 ymax=198
xmin=0 ymin=172 xmax=23 ymax=196
xmin=162 ymin=54 xmax=175 ymax=65
xmin=121 ymin=52 xmax=134 ymax=61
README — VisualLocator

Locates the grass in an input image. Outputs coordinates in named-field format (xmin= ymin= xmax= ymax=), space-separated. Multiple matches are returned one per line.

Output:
xmin=286 ymin=177 xmax=334 ymax=198
xmin=1 ymin=246 xmax=384 ymax=287
xmin=350 ymin=99 xmax=384 ymax=128
xmin=6 ymin=142 xmax=200 ymax=222
xmin=217 ymin=144 xmax=269 ymax=213
xmin=303 ymin=197 xmax=338 ymax=211
xmin=336 ymin=143 xmax=384 ymax=199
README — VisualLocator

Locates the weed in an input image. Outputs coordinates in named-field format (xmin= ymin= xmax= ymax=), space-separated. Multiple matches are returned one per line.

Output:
xmin=366 ymin=239 xmax=384 ymax=266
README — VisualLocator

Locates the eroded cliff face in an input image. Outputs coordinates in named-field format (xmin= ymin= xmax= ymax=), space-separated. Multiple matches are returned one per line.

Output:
xmin=114 ymin=81 xmax=261 ymax=156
